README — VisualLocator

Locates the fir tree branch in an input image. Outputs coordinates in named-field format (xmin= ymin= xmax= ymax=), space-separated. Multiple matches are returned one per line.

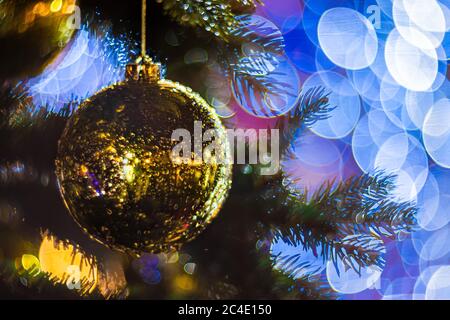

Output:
xmin=331 ymin=234 xmax=385 ymax=274
xmin=292 ymin=173 xmax=418 ymax=237
xmin=277 ymin=87 xmax=333 ymax=155
xmin=258 ymin=172 xmax=417 ymax=274
xmin=159 ymin=0 xmax=289 ymax=99
xmin=226 ymin=13 xmax=285 ymax=72
xmin=0 ymin=258 xmax=107 ymax=300
xmin=271 ymin=270 xmax=334 ymax=300
xmin=0 ymin=83 xmax=30 ymax=128
xmin=158 ymin=0 xmax=261 ymax=39
xmin=255 ymin=246 xmax=335 ymax=300
xmin=219 ymin=13 xmax=285 ymax=100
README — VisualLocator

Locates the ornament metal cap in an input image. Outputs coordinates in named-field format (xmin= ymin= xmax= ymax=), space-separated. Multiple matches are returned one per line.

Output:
xmin=126 ymin=55 xmax=161 ymax=82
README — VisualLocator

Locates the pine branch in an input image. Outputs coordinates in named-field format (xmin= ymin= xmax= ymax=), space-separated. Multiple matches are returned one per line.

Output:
xmin=258 ymin=251 xmax=334 ymax=300
xmin=158 ymin=0 xmax=258 ymax=39
xmin=0 ymin=261 xmax=89 ymax=300
xmin=226 ymin=14 xmax=285 ymax=73
xmin=271 ymin=231 xmax=385 ymax=278
xmin=159 ymin=0 xmax=290 ymax=100
xmin=257 ymin=172 xmax=417 ymax=274
xmin=272 ymin=249 xmax=324 ymax=280
xmin=296 ymin=173 xmax=418 ymax=238
xmin=273 ymin=273 xmax=335 ymax=300
xmin=0 ymin=224 xmax=100 ymax=299
xmin=219 ymin=13 xmax=286 ymax=99
xmin=331 ymin=234 xmax=385 ymax=274
xmin=229 ymin=0 xmax=262 ymax=12
xmin=277 ymin=87 xmax=333 ymax=155
xmin=253 ymin=244 xmax=335 ymax=300
xmin=0 ymin=83 xmax=30 ymax=128
xmin=230 ymin=69 xmax=296 ymax=117
xmin=0 ymin=260 xmax=108 ymax=300
xmin=0 ymin=226 xmax=128 ymax=300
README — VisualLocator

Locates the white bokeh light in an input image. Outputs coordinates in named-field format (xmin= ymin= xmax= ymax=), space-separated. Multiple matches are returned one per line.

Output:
xmin=393 ymin=0 xmax=446 ymax=49
xmin=385 ymin=29 xmax=438 ymax=91
xmin=426 ymin=266 xmax=450 ymax=300
xmin=423 ymin=99 xmax=450 ymax=168
xmin=318 ymin=7 xmax=378 ymax=70
xmin=326 ymin=251 xmax=384 ymax=294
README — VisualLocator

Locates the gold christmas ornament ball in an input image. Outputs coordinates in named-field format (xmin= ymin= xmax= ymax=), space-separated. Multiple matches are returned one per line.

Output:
xmin=0 ymin=0 xmax=77 ymax=80
xmin=56 ymin=76 xmax=232 ymax=255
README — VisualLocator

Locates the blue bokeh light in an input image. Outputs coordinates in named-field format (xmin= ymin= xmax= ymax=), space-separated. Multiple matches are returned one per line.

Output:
xmin=28 ymin=24 xmax=135 ymax=111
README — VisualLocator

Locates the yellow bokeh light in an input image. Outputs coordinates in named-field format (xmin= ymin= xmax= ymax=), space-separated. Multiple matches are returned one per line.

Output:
xmin=63 ymin=0 xmax=77 ymax=14
xmin=64 ymin=4 xmax=76 ymax=15
xmin=123 ymin=164 xmax=135 ymax=183
xmin=33 ymin=2 xmax=49 ymax=16
xmin=50 ymin=0 xmax=63 ymax=12
xmin=39 ymin=235 xmax=98 ymax=295
xmin=166 ymin=251 xmax=179 ymax=264
xmin=20 ymin=254 xmax=41 ymax=277
xmin=24 ymin=11 xmax=36 ymax=25
xmin=32 ymin=2 xmax=44 ymax=14
xmin=174 ymin=274 xmax=196 ymax=292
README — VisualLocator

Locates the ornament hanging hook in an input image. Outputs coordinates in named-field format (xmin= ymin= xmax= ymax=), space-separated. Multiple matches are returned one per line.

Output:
xmin=126 ymin=0 xmax=161 ymax=82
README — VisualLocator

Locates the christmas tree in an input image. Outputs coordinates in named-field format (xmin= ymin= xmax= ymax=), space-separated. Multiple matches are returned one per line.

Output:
xmin=1 ymin=0 xmax=438 ymax=300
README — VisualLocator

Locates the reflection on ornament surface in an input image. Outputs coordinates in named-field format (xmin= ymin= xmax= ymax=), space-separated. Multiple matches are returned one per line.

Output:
xmin=56 ymin=79 xmax=232 ymax=255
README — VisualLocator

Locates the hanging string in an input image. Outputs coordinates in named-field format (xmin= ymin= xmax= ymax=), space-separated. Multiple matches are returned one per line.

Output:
xmin=126 ymin=0 xmax=160 ymax=81
xmin=141 ymin=0 xmax=147 ymax=56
